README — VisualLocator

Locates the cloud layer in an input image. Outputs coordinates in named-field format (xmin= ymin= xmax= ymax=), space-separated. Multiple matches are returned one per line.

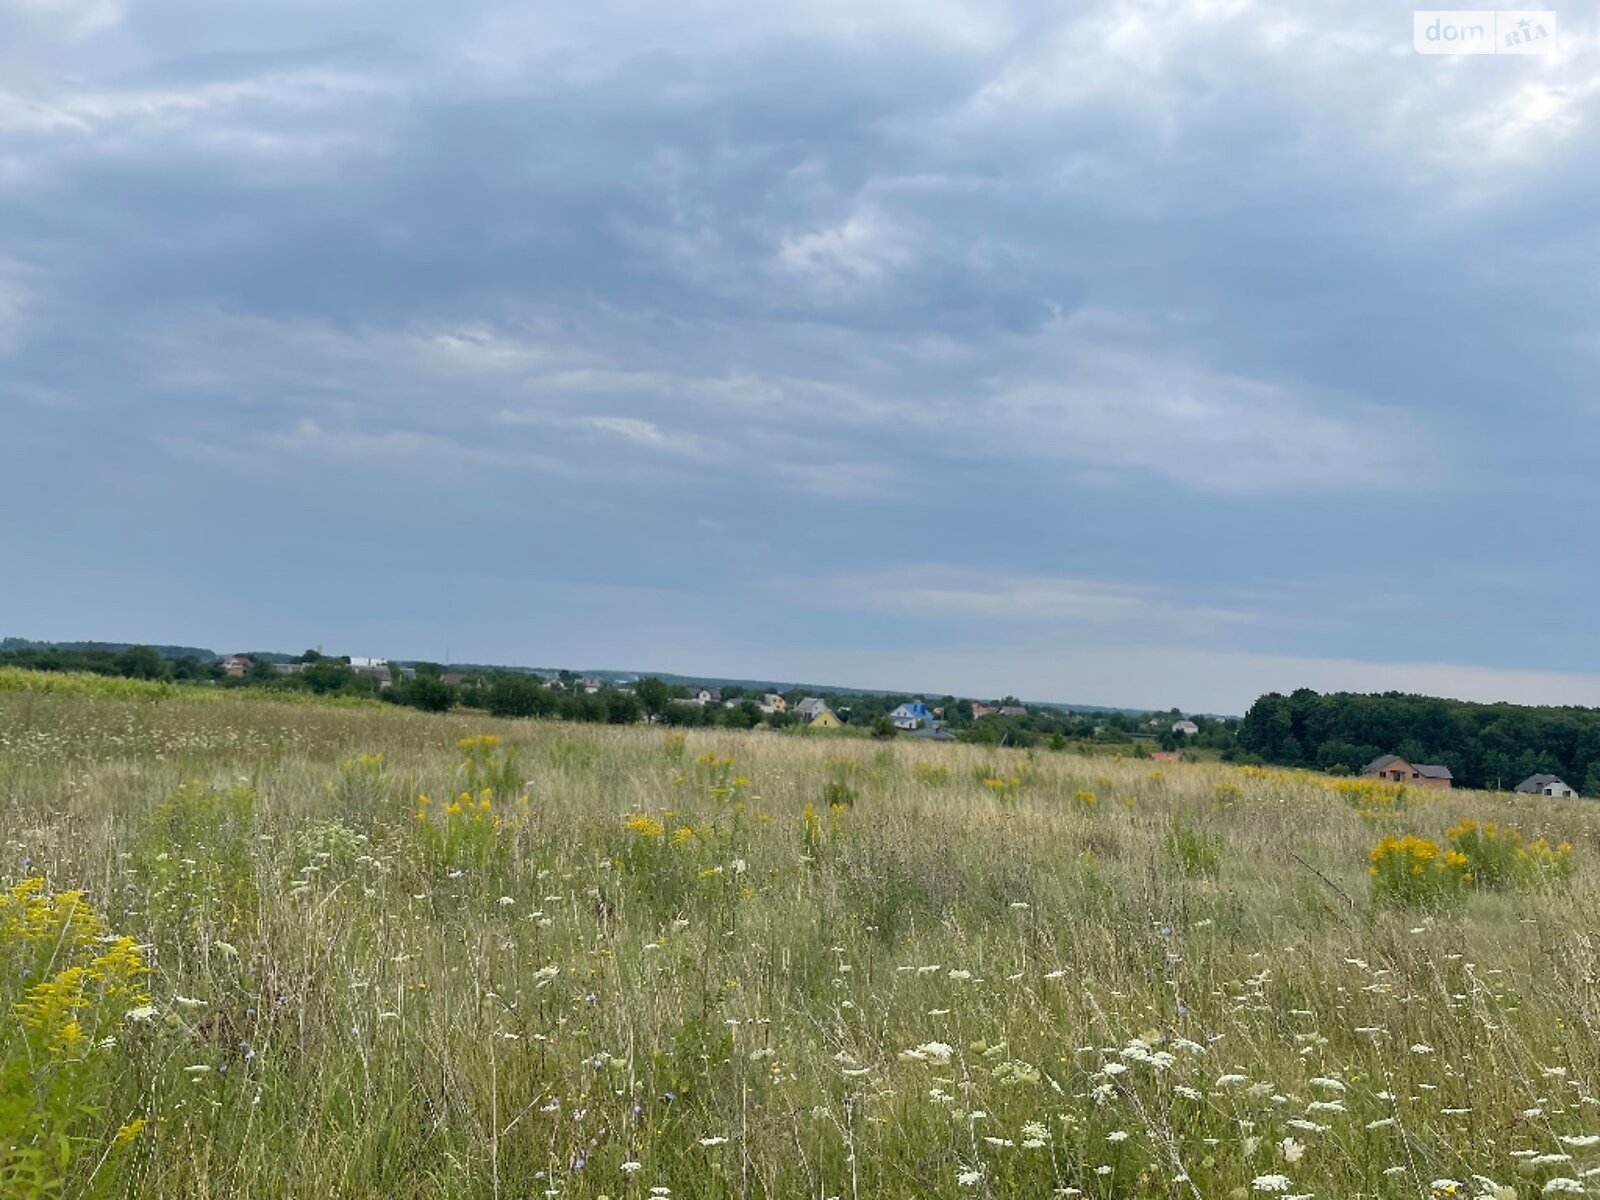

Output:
xmin=2 ymin=0 xmax=1597 ymax=709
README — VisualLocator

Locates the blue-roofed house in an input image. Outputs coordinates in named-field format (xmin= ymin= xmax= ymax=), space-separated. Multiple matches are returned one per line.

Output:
xmin=889 ymin=700 xmax=935 ymax=730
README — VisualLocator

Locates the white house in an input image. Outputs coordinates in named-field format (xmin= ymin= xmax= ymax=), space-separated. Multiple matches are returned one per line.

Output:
xmin=888 ymin=701 xmax=935 ymax=730
xmin=1515 ymin=774 xmax=1577 ymax=798
xmin=1172 ymin=719 xmax=1200 ymax=736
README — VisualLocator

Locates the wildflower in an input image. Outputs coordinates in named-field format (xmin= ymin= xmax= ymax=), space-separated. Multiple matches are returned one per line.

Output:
xmin=1280 ymin=1138 xmax=1306 ymax=1163
xmin=956 ymin=1169 xmax=983 ymax=1187
xmin=1544 ymin=1181 xmax=1586 ymax=1195
xmin=625 ymin=814 xmax=666 ymax=839
xmin=1561 ymin=1137 xmax=1600 ymax=1149
xmin=1253 ymin=1177 xmax=1293 ymax=1193
xmin=698 ymin=1136 xmax=728 ymax=1147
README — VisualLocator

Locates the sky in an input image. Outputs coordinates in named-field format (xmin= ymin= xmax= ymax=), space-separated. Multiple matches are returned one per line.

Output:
xmin=2 ymin=0 xmax=1598 ymax=713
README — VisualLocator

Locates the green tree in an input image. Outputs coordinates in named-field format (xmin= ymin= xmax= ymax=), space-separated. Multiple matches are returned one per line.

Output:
xmin=723 ymin=700 xmax=761 ymax=730
xmin=486 ymin=674 xmax=553 ymax=719
xmin=398 ymin=676 xmax=457 ymax=713
xmin=302 ymin=658 xmax=355 ymax=695
xmin=635 ymin=676 xmax=674 ymax=718
xmin=113 ymin=645 xmax=166 ymax=680
xmin=604 ymin=690 xmax=643 ymax=725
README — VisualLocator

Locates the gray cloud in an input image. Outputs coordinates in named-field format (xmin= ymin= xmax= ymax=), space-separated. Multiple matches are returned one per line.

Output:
xmin=2 ymin=0 xmax=1597 ymax=705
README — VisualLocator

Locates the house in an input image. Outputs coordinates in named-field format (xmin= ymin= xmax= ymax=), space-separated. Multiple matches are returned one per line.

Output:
xmin=1172 ymin=719 xmax=1200 ymax=736
xmin=1515 ymin=774 xmax=1577 ymax=798
xmin=350 ymin=658 xmax=392 ymax=686
xmin=272 ymin=662 xmax=307 ymax=676
xmin=1360 ymin=754 xmax=1454 ymax=790
xmin=689 ymin=686 xmax=722 ymax=705
xmin=441 ymin=672 xmax=466 ymax=687
xmin=795 ymin=697 xmax=829 ymax=721
xmin=974 ymin=701 xmax=1028 ymax=718
xmin=761 ymin=693 xmax=788 ymax=713
xmin=1150 ymin=750 xmax=1183 ymax=762
xmin=808 ymin=709 xmax=842 ymax=729
xmin=219 ymin=655 xmax=252 ymax=677
xmin=888 ymin=700 xmax=935 ymax=730
xmin=580 ymin=677 xmax=604 ymax=694
xmin=910 ymin=725 xmax=956 ymax=742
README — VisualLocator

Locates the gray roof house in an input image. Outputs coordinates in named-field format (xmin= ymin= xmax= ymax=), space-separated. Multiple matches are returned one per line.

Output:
xmin=1361 ymin=754 xmax=1454 ymax=788
xmin=1515 ymin=774 xmax=1577 ymax=797
xmin=794 ymin=697 xmax=829 ymax=720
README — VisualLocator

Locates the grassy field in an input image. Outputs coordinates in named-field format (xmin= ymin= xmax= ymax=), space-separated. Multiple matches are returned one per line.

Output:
xmin=6 ymin=681 xmax=1600 ymax=1198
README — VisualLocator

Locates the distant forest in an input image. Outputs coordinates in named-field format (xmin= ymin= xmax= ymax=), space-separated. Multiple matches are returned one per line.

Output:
xmin=1239 ymin=689 xmax=1600 ymax=793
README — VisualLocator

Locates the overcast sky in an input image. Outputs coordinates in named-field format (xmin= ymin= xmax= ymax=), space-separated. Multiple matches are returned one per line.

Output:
xmin=2 ymin=0 xmax=1597 ymax=712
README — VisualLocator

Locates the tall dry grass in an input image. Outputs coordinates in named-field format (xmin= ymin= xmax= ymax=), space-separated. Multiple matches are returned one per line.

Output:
xmin=4 ymin=687 xmax=1600 ymax=1198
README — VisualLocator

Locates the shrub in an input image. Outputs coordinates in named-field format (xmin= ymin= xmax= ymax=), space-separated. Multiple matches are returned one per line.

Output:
xmin=1333 ymin=778 xmax=1409 ymax=822
xmin=1368 ymin=835 xmax=1465 ymax=906
xmin=0 ymin=880 xmax=151 ymax=1197
xmin=1443 ymin=819 xmax=1574 ymax=890
xmin=410 ymin=736 xmax=528 ymax=871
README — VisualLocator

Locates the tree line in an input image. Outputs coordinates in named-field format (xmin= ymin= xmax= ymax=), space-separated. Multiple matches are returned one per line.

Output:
xmin=1238 ymin=689 xmax=1600 ymax=794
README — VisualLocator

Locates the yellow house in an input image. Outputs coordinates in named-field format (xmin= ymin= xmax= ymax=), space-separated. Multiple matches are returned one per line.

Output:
xmin=808 ymin=710 xmax=842 ymax=729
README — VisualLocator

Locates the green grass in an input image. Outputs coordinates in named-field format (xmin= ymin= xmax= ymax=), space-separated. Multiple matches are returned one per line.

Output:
xmin=4 ymin=689 xmax=1600 ymax=1198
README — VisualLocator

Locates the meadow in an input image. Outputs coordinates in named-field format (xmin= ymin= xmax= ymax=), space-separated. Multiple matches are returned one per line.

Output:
xmin=6 ymin=675 xmax=1600 ymax=1199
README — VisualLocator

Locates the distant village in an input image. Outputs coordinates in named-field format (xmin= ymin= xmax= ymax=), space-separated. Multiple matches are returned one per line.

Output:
xmin=6 ymin=639 xmax=1594 ymax=795
xmin=204 ymin=652 xmax=1233 ymax=750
